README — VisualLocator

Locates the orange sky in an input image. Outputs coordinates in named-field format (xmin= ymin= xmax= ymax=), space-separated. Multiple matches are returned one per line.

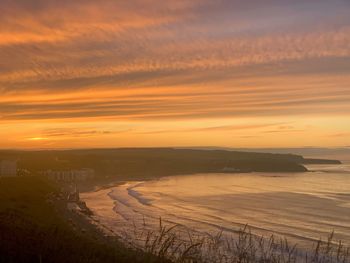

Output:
xmin=0 ymin=0 xmax=349 ymax=149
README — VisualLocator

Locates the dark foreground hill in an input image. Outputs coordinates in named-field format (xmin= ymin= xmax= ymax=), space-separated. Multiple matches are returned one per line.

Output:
xmin=0 ymin=176 xmax=166 ymax=263
xmin=0 ymin=148 xmax=340 ymax=180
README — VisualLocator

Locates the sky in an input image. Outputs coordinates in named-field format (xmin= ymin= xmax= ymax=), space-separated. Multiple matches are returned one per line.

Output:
xmin=0 ymin=0 xmax=349 ymax=149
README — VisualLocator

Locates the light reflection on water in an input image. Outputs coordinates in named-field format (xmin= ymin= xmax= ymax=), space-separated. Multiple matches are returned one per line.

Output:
xmin=81 ymin=161 xmax=350 ymax=249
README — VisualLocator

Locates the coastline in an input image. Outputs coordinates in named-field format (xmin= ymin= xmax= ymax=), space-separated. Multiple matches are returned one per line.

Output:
xmin=79 ymin=166 xmax=350 ymax=247
xmin=77 ymin=173 xmax=350 ymax=262
xmin=75 ymin=159 xmax=350 ymax=261
xmin=79 ymin=180 xmax=147 ymax=235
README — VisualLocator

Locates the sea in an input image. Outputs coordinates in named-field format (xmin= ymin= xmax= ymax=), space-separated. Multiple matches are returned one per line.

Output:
xmin=81 ymin=154 xmax=350 ymax=250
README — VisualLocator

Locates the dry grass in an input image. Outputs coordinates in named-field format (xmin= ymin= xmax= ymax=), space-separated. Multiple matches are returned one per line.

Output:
xmin=118 ymin=218 xmax=350 ymax=263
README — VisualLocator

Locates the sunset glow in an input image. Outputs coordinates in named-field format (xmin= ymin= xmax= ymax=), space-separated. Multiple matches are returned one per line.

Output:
xmin=1 ymin=0 xmax=349 ymax=148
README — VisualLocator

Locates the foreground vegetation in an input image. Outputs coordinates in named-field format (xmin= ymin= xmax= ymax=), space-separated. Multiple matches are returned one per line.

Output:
xmin=0 ymin=177 xmax=165 ymax=263
xmin=120 ymin=218 xmax=350 ymax=263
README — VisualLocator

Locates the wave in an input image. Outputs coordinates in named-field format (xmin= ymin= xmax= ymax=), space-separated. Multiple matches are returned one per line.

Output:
xmin=108 ymin=184 xmax=348 ymax=246
xmin=126 ymin=182 xmax=153 ymax=206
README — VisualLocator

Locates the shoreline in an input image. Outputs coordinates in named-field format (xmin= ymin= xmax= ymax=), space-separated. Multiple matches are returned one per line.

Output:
xmin=75 ymin=161 xmax=350 ymax=261
xmin=79 ymin=168 xmax=350 ymax=245
xmin=57 ymin=185 xmax=121 ymax=242
xmin=77 ymin=177 xmax=350 ymax=262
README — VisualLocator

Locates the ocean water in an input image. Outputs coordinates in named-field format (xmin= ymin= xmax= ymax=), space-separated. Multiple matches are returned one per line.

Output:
xmin=81 ymin=161 xmax=350 ymax=249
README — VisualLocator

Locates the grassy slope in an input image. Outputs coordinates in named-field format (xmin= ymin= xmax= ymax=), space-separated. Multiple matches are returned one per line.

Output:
xmin=0 ymin=176 xmax=165 ymax=263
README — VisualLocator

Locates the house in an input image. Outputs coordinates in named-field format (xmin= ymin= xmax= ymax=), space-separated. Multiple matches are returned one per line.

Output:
xmin=0 ymin=160 xmax=17 ymax=177
xmin=44 ymin=168 xmax=95 ymax=182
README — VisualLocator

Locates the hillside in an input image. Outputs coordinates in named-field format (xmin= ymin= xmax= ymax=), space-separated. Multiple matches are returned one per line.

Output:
xmin=0 ymin=148 xmax=340 ymax=180
xmin=0 ymin=176 xmax=164 ymax=263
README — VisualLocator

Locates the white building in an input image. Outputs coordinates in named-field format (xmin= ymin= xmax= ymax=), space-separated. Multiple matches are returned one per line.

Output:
xmin=0 ymin=160 xmax=17 ymax=177
xmin=45 ymin=168 xmax=94 ymax=182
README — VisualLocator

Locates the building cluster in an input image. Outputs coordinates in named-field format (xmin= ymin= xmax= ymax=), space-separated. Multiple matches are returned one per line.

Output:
xmin=44 ymin=168 xmax=95 ymax=182
xmin=0 ymin=158 xmax=95 ymax=187
xmin=0 ymin=160 xmax=17 ymax=177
